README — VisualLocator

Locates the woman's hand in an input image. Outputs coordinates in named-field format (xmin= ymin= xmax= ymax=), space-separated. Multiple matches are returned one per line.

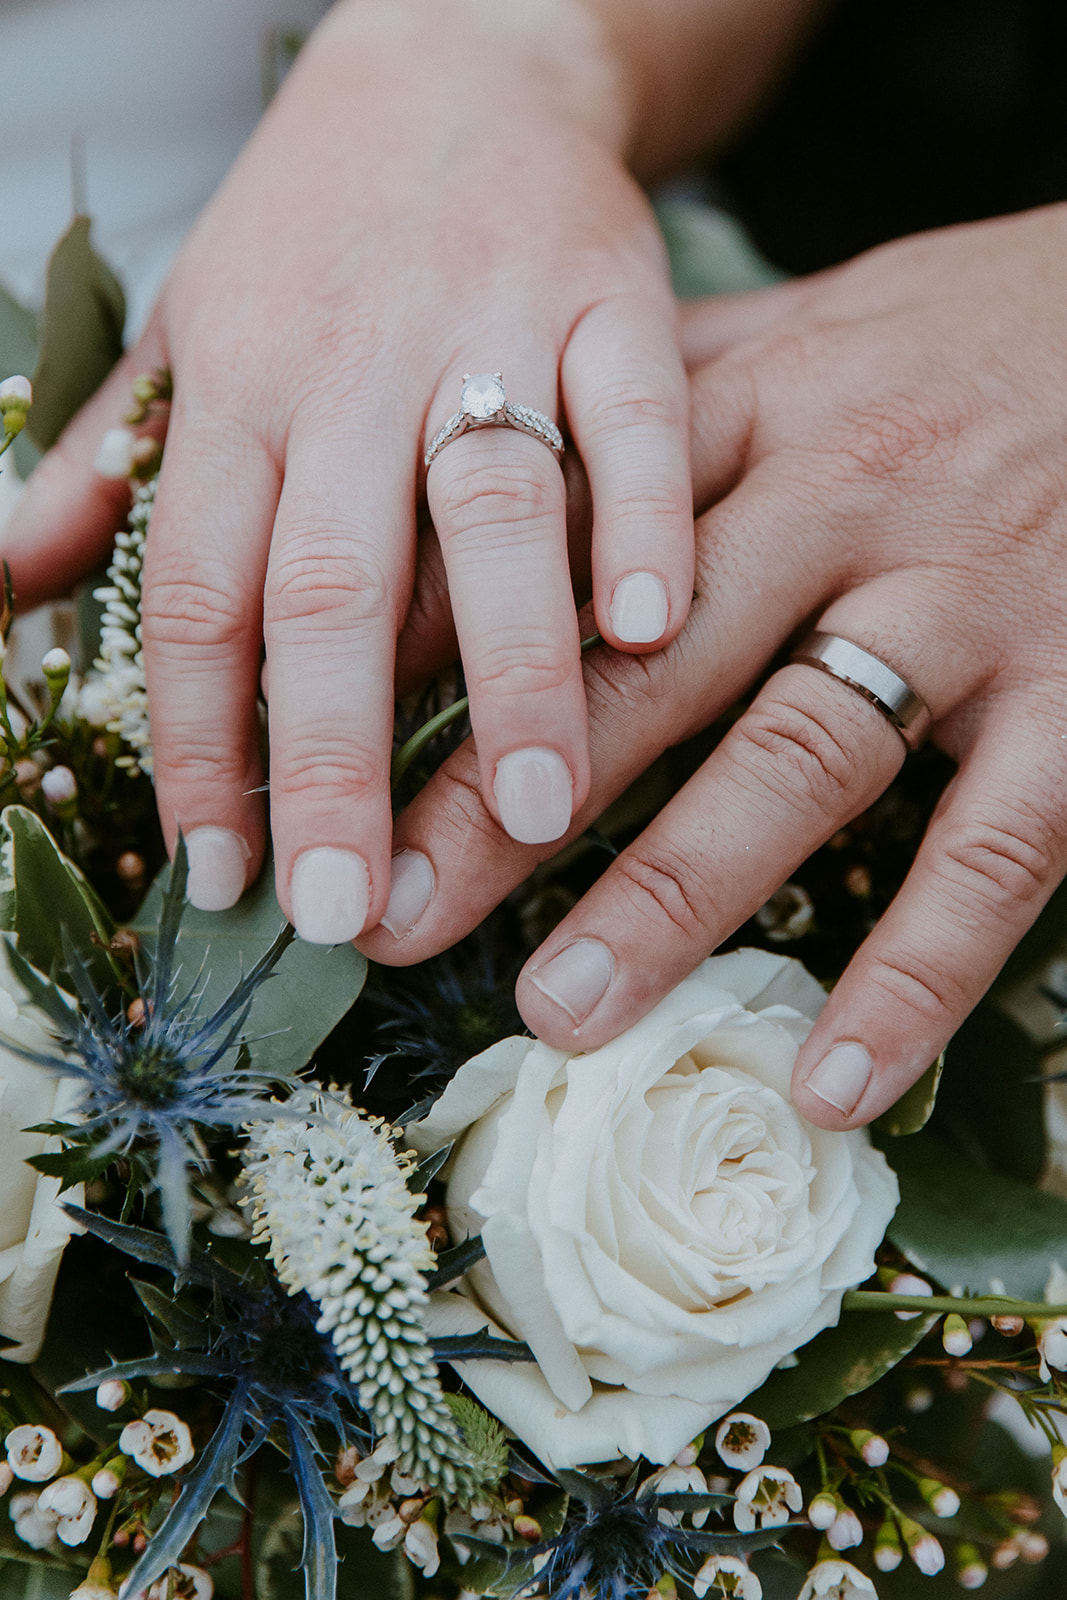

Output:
xmin=360 ymin=203 xmax=1067 ymax=1129
xmin=0 ymin=0 xmax=696 ymax=936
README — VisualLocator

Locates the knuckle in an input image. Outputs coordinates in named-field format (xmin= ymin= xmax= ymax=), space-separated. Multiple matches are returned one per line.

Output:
xmin=267 ymin=536 xmax=392 ymax=629
xmin=613 ymin=846 xmax=709 ymax=940
xmin=468 ymin=640 xmax=574 ymax=701
xmin=271 ymin=734 xmax=383 ymax=806
xmin=737 ymin=692 xmax=864 ymax=810
xmin=432 ymin=765 xmax=507 ymax=852
xmin=431 ymin=453 xmax=558 ymax=539
xmin=155 ymin=742 xmax=250 ymax=795
xmin=581 ymin=378 xmax=683 ymax=441
xmin=142 ymin=568 xmax=249 ymax=653
xmin=866 ymin=951 xmax=962 ymax=1024
xmin=937 ymin=810 xmax=1057 ymax=913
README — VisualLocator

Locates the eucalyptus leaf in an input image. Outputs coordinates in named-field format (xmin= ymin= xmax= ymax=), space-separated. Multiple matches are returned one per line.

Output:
xmin=28 ymin=216 xmax=125 ymax=451
xmin=886 ymin=1131 xmax=1067 ymax=1298
xmin=0 ymin=1560 xmax=79 ymax=1599
xmin=0 ymin=286 xmax=38 ymax=392
xmin=132 ymin=854 xmax=366 ymax=1076
xmin=876 ymin=1051 xmax=943 ymax=1137
xmin=0 ymin=805 xmax=115 ymax=988
xmin=743 ymin=1309 xmax=935 ymax=1432
xmin=655 ymin=197 xmax=785 ymax=300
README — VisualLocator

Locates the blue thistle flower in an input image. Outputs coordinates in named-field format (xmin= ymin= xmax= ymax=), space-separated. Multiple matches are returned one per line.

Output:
xmin=524 ymin=1469 xmax=791 ymax=1600
xmin=10 ymin=834 xmax=292 ymax=1262
xmin=62 ymin=1207 xmax=369 ymax=1600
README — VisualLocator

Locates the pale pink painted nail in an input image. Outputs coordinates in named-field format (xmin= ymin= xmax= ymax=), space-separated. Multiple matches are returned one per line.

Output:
xmin=290 ymin=848 xmax=370 ymax=944
xmin=380 ymin=850 xmax=435 ymax=939
xmin=185 ymin=827 xmax=249 ymax=912
xmin=610 ymin=572 xmax=669 ymax=644
xmin=493 ymin=748 xmax=573 ymax=845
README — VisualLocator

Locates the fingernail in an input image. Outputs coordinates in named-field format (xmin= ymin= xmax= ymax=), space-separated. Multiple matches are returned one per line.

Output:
xmin=804 ymin=1041 xmax=873 ymax=1116
xmin=610 ymin=571 xmax=669 ymax=644
xmin=530 ymin=938 xmax=614 ymax=1025
xmin=380 ymin=849 xmax=435 ymax=939
xmin=290 ymin=847 xmax=371 ymax=944
xmin=493 ymin=747 xmax=573 ymax=845
xmin=185 ymin=827 xmax=249 ymax=912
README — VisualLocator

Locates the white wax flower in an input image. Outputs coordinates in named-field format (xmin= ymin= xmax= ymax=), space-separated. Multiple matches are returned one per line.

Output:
xmin=9 ymin=1487 xmax=59 ymax=1548
xmin=6 ymin=1423 xmax=63 ymax=1481
xmin=732 ymin=1465 xmax=803 ymax=1532
xmin=119 ymin=1410 xmax=194 ymax=1477
xmin=827 ymin=1505 xmax=864 ymax=1551
xmin=37 ymin=1473 xmax=96 ymax=1545
xmin=715 ymin=1413 xmax=772 ymax=1471
xmin=693 ymin=1553 xmax=763 ymax=1599
xmin=1053 ymin=1449 xmax=1067 ymax=1522
xmin=412 ymin=951 xmax=898 ymax=1467
xmin=0 ymin=376 xmax=32 ymax=404
xmin=93 ymin=427 xmax=137 ymax=480
xmin=1038 ymin=1262 xmax=1067 ymax=1381
xmin=797 ymin=1560 xmax=878 ymax=1600
xmin=144 ymin=1565 xmax=214 ymax=1600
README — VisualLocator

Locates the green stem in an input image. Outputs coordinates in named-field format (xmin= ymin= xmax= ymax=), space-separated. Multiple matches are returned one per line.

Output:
xmin=390 ymin=634 xmax=602 ymax=789
xmin=843 ymin=1290 xmax=1067 ymax=1318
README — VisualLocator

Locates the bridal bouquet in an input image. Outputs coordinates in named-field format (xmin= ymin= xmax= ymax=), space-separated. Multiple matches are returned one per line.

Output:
xmin=0 ymin=217 xmax=1066 ymax=1600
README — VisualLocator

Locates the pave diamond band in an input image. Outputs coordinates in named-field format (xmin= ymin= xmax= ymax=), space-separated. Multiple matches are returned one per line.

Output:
xmin=424 ymin=373 xmax=564 ymax=468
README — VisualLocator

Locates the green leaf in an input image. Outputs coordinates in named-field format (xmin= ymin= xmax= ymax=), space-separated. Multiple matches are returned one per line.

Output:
xmin=933 ymin=1004 xmax=1046 ymax=1181
xmin=426 ymin=1234 xmax=486 ymax=1291
xmin=0 ymin=805 xmax=115 ymax=988
xmin=886 ymin=1131 xmax=1067 ymax=1298
xmin=743 ymin=1310 xmax=936 ymax=1432
xmin=258 ymin=1509 xmax=413 ymax=1600
xmin=655 ymin=198 xmax=786 ymax=300
xmin=26 ymin=1143 xmax=114 ymax=1188
xmin=27 ymin=216 xmax=125 ymax=452
xmin=0 ymin=286 xmax=38 ymax=394
xmin=132 ymin=854 xmax=366 ymax=1076
xmin=876 ymin=1052 xmax=944 ymax=1137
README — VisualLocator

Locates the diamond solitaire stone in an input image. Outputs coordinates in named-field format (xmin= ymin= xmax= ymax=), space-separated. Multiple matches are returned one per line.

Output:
xmin=461 ymin=372 xmax=506 ymax=419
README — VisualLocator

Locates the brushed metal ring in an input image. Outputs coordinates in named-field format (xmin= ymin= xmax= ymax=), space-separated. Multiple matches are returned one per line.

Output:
xmin=789 ymin=631 xmax=932 ymax=749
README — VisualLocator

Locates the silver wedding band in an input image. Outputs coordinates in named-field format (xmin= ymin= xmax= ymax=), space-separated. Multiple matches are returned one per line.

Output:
xmin=424 ymin=372 xmax=564 ymax=468
xmin=790 ymin=631 xmax=932 ymax=749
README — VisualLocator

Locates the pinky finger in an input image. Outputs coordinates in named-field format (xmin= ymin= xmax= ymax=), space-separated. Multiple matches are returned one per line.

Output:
xmin=793 ymin=699 xmax=1067 ymax=1129
xmin=0 ymin=326 xmax=168 ymax=608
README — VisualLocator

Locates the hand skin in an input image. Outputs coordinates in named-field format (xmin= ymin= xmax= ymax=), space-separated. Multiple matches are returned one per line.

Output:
xmin=360 ymin=202 xmax=1067 ymax=1131
xmin=0 ymin=0 xmax=822 ymax=941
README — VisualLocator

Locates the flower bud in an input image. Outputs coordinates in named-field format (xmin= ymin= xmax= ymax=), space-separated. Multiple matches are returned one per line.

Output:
xmin=903 ymin=1382 xmax=934 ymax=1413
xmin=899 ymin=1514 xmax=944 ymax=1574
xmin=1016 ymin=1529 xmax=1048 ymax=1563
xmin=990 ymin=1313 xmax=1025 ymax=1336
xmin=41 ymin=646 xmax=71 ymax=700
xmin=887 ymin=1271 xmax=933 ymax=1320
xmin=96 ymin=1379 xmax=130 ymax=1413
xmin=0 ymin=375 xmax=32 ymax=439
xmin=827 ymin=1504 xmax=863 ymax=1551
xmin=70 ymin=1551 xmax=119 ymax=1598
xmin=849 ymin=1429 xmax=889 ymax=1467
xmin=918 ymin=1477 xmax=960 ymax=1518
xmin=873 ymin=1515 xmax=902 ymax=1571
xmin=807 ymin=1490 xmax=838 ymax=1530
xmin=41 ymin=765 xmax=78 ymax=817
xmin=514 ymin=1514 xmax=542 ymax=1542
xmin=955 ymin=1542 xmax=988 ymax=1589
xmin=942 ymin=1313 xmax=972 ymax=1356
xmin=92 ymin=1458 xmax=126 ymax=1499
xmin=93 ymin=427 xmax=137 ymax=479
xmin=13 ymin=757 xmax=40 ymax=798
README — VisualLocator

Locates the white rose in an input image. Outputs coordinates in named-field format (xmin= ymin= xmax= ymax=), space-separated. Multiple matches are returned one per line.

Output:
xmin=0 ymin=955 xmax=83 ymax=1362
xmin=412 ymin=950 xmax=898 ymax=1467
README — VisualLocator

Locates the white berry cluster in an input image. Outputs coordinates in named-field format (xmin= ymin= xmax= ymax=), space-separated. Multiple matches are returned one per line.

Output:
xmin=90 ymin=474 xmax=155 ymax=777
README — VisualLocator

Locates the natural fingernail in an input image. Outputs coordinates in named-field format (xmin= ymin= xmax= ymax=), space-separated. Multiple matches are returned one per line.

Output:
xmin=185 ymin=827 xmax=249 ymax=912
xmin=379 ymin=849 xmax=435 ymax=939
xmin=291 ymin=847 xmax=370 ymax=944
xmin=804 ymin=1041 xmax=873 ymax=1116
xmin=610 ymin=571 xmax=669 ymax=644
xmin=530 ymin=938 xmax=614 ymax=1026
xmin=493 ymin=747 xmax=573 ymax=845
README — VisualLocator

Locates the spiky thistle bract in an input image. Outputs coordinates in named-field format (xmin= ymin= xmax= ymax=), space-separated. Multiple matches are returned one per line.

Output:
xmin=517 ymin=1469 xmax=794 ymax=1600
xmin=8 ymin=835 xmax=293 ymax=1261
